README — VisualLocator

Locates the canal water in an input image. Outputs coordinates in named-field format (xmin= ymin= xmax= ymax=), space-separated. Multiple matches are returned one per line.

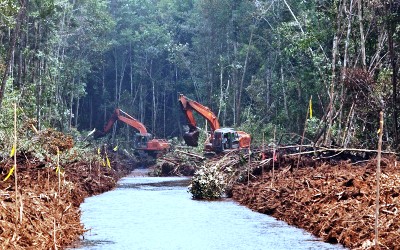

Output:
xmin=71 ymin=169 xmax=345 ymax=250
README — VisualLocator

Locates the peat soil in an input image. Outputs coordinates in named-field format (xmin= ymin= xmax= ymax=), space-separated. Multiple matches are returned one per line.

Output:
xmin=232 ymin=155 xmax=400 ymax=250
xmin=0 ymin=151 xmax=137 ymax=249
xmin=2 ymin=142 xmax=399 ymax=250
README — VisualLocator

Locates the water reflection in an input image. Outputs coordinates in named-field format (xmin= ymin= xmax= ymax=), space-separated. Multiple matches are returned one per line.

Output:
xmin=71 ymin=172 xmax=346 ymax=250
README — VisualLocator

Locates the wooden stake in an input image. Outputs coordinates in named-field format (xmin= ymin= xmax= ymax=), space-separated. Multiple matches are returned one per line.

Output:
xmin=375 ymin=111 xmax=383 ymax=249
xmin=247 ymin=145 xmax=251 ymax=185
xmin=14 ymin=103 xmax=18 ymax=224
xmin=297 ymin=96 xmax=311 ymax=169
xmin=57 ymin=147 xmax=61 ymax=195
xmin=262 ymin=132 xmax=265 ymax=176
xmin=53 ymin=218 xmax=58 ymax=250
xmin=271 ymin=126 xmax=276 ymax=188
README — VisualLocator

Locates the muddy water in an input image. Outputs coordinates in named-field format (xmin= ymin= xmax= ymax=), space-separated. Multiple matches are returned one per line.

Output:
xmin=72 ymin=169 xmax=345 ymax=250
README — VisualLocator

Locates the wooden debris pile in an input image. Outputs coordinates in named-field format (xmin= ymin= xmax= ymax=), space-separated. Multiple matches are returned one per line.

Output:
xmin=159 ymin=144 xmax=399 ymax=248
xmin=151 ymin=148 xmax=206 ymax=176
xmin=232 ymin=154 xmax=400 ymax=249
xmin=165 ymin=149 xmax=253 ymax=199
xmin=37 ymin=128 xmax=74 ymax=154
xmin=10 ymin=128 xmax=75 ymax=161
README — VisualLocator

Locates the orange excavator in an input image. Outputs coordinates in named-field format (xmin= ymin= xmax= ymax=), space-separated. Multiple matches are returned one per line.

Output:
xmin=178 ymin=94 xmax=251 ymax=153
xmin=94 ymin=108 xmax=170 ymax=158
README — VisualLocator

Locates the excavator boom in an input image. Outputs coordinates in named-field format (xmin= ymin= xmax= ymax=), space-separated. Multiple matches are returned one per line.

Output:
xmin=95 ymin=109 xmax=147 ymax=138
xmin=178 ymin=94 xmax=220 ymax=147
xmin=94 ymin=108 xmax=170 ymax=157
xmin=178 ymin=94 xmax=251 ymax=153
xmin=178 ymin=94 xmax=220 ymax=131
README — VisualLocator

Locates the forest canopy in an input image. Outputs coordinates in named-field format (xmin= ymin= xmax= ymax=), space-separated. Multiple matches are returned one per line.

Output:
xmin=0 ymin=0 xmax=399 ymax=151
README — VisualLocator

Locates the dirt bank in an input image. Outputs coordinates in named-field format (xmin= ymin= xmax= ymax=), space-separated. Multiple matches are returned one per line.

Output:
xmin=0 ymin=151 xmax=137 ymax=249
xmin=232 ymin=156 xmax=400 ymax=249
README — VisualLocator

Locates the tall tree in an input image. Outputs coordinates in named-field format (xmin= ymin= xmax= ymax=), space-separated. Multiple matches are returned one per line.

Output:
xmin=0 ymin=0 xmax=25 ymax=109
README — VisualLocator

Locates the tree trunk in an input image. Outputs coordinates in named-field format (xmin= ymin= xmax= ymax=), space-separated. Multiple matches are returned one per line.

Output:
xmin=233 ymin=41 xmax=238 ymax=125
xmin=114 ymin=48 xmax=118 ymax=106
xmin=118 ymin=55 xmax=127 ymax=105
xmin=140 ymin=81 xmax=144 ymax=122
xmin=163 ymin=85 xmax=166 ymax=137
xmin=223 ymin=79 xmax=230 ymax=126
xmin=36 ymin=59 xmax=43 ymax=130
xmin=281 ymin=66 xmax=289 ymax=120
xmin=237 ymin=28 xmax=254 ymax=126
xmin=151 ymin=60 xmax=156 ymax=133
xmin=265 ymin=69 xmax=271 ymax=123
xmin=130 ymin=42 xmax=134 ymax=98
xmin=337 ymin=0 xmax=354 ymax=145
xmin=218 ymin=62 xmax=224 ymax=119
xmin=102 ymin=61 xmax=107 ymax=124
xmin=0 ymin=1 xmax=26 ymax=109
xmin=69 ymin=80 xmax=74 ymax=130
xmin=358 ymin=0 xmax=366 ymax=68
xmin=388 ymin=0 xmax=399 ymax=145
xmin=324 ymin=0 xmax=344 ymax=146
xmin=90 ymin=97 xmax=93 ymax=129
xmin=75 ymin=90 xmax=80 ymax=128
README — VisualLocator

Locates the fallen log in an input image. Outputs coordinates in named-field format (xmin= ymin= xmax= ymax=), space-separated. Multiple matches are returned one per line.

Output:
xmin=175 ymin=149 xmax=206 ymax=160
xmin=285 ymin=147 xmax=397 ymax=157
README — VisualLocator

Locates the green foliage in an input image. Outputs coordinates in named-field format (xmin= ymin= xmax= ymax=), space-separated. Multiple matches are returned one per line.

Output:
xmin=193 ymin=129 xmax=210 ymax=153
xmin=0 ymin=0 xmax=19 ymax=27
xmin=1 ymin=0 xmax=399 ymax=151
xmin=238 ymin=106 xmax=285 ymax=146
xmin=0 ymin=79 xmax=25 ymax=156
xmin=237 ymin=110 xmax=262 ymax=145
xmin=188 ymin=163 xmax=225 ymax=200
xmin=305 ymin=117 xmax=320 ymax=139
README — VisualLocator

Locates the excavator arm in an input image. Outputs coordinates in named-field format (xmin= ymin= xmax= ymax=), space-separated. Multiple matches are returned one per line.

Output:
xmin=178 ymin=94 xmax=251 ymax=152
xmin=94 ymin=108 xmax=170 ymax=158
xmin=94 ymin=109 xmax=147 ymax=138
xmin=178 ymin=94 xmax=220 ymax=147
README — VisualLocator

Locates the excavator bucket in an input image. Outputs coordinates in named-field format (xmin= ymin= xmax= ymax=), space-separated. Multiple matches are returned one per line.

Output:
xmin=183 ymin=129 xmax=200 ymax=147
xmin=93 ymin=130 xmax=106 ymax=139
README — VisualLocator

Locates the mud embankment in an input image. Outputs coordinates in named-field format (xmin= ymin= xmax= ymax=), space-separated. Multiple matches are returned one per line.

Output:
xmin=0 ymin=152 xmax=136 ymax=249
xmin=232 ymin=156 xmax=400 ymax=249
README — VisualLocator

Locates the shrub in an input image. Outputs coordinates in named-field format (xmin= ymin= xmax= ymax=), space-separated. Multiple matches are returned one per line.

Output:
xmin=188 ymin=163 xmax=225 ymax=199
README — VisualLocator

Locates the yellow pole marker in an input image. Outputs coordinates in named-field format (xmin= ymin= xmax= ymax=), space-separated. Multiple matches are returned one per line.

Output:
xmin=3 ymin=165 xmax=15 ymax=181
xmin=10 ymin=145 xmax=15 ymax=158
xmin=309 ymin=96 xmax=313 ymax=119
xmin=97 ymin=148 xmax=101 ymax=155
xmin=56 ymin=147 xmax=60 ymax=173
xmin=4 ymin=145 xmax=16 ymax=181
xmin=106 ymin=156 xmax=111 ymax=168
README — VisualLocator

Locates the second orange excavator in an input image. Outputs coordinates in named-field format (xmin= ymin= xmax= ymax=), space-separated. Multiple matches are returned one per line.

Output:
xmin=178 ymin=94 xmax=251 ymax=154
xmin=94 ymin=108 xmax=170 ymax=158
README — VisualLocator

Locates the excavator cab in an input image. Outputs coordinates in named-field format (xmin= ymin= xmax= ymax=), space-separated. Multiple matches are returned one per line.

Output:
xmin=94 ymin=109 xmax=170 ymax=159
xmin=178 ymin=94 xmax=250 ymax=154
xmin=134 ymin=133 xmax=152 ymax=150
xmin=212 ymin=128 xmax=240 ymax=153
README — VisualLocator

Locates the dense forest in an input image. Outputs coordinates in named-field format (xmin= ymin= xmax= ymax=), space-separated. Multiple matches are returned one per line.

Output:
xmin=0 ymin=0 xmax=399 ymax=151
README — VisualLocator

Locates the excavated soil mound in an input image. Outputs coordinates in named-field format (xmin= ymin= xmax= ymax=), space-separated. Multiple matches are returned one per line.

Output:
xmin=232 ymin=155 xmax=400 ymax=249
xmin=0 ymin=151 xmax=137 ymax=249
